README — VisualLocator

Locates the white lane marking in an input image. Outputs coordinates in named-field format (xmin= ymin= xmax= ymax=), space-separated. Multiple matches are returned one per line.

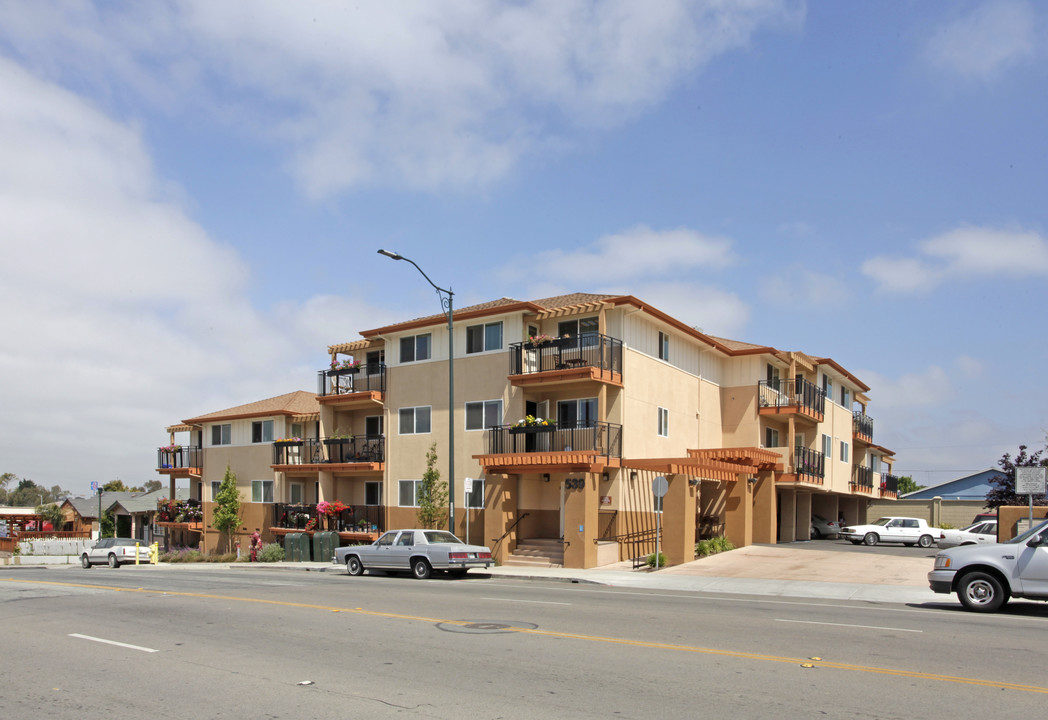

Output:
xmin=481 ymin=597 xmax=571 ymax=605
xmin=69 ymin=634 xmax=159 ymax=653
xmin=774 ymin=619 xmax=922 ymax=633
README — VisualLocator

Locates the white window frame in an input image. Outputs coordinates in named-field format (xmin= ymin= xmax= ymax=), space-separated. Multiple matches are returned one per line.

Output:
xmin=466 ymin=321 xmax=503 ymax=354
xmin=465 ymin=400 xmax=503 ymax=431
xmin=399 ymin=479 xmax=422 ymax=507
xmin=657 ymin=407 xmax=669 ymax=437
xmin=289 ymin=481 xmax=304 ymax=505
xmin=399 ymin=406 xmax=432 ymax=435
xmin=365 ymin=481 xmax=382 ymax=506
xmin=251 ymin=480 xmax=274 ymax=503
xmin=210 ymin=481 xmax=221 ymax=500
xmin=822 ymin=433 xmax=832 ymax=460
xmin=211 ymin=423 xmax=231 ymax=446
xmin=365 ymin=415 xmax=383 ymax=437
xmin=252 ymin=420 xmax=274 ymax=444
xmin=400 ymin=333 xmax=432 ymax=363
xmin=465 ymin=478 xmax=484 ymax=509
xmin=840 ymin=440 xmax=849 ymax=464
xmin=765 ymin=427 xmax=780 ymax=448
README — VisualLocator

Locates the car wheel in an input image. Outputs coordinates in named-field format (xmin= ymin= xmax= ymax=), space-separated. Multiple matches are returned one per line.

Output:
xmin=863 ymin=532 xmax=879 ymax=546
xmin=811 ymin=528 xmax=822 ymax=540
xmin=411 ymin=558 xmax=432 ymax=580
xmin=917 ymin=534 xmax=933 ymax=548
xmin=958 ymin=571 xmax=1007 ymax=612
xmin=107 ymin=553 xmax=119 ymax=569
xmin=346 ymin=556 xmax=364 ymax=576
xmin=81 ymin=554 xmax=91 ymax=569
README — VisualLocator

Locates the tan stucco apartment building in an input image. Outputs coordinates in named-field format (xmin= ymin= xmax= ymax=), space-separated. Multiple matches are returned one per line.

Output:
xmin=157 ymin=293 xmax=899 ymax=568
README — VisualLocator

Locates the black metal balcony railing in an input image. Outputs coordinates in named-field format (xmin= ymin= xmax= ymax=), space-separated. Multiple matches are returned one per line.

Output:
xmin=157 ymin=446 xmax=203 ymax=470
xmin=317 ymin=363 xmax=386 ymax=397
xmin=758 ymin=379 xmax=826 ymax=416
xmin=880 ymin=473 xmax=899 ymax=496
xmin=853 ymin=411 xmax=874 ymax=440
xmin=486 ymin=422 xmax=623 ymax=458
xmin=273 ymin=436 xmax=385 ymax=465
xmin=274 ymin=503 xmax=384 ymax=533
xmin=793 ymin=446 xmax=825 ymax=482
xmin=509 ymin=333 xmax=623 ymax=377
xmin=852 ymin=466 xmax=874 ymax=492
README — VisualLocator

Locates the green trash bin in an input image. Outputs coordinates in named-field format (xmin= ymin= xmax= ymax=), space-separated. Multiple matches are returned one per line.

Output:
xmin=284 ymin=532 xmax=307 ymax=562
xmin=313 ymin=531 xmax=337 ymax=563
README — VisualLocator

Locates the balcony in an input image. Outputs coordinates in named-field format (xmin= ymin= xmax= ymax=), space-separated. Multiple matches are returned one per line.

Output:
xmin=477 ymin=422 xmax=623 ymax=473
xmin=777 ymin=446 xmax=825 ymax=485
xmin=156 ymin=445 xmax=203 ymax=476
xmin=317 ymin=363 xmax=386 ymax=406
xmin=509 ymin=334 xmax=623 ymax=386
xmin=273 ymin=503 xmax=384 ymax=536
xmin=272 ymin=436 xmax=385 ymax=467
xmin=853 ymin=411 xmax=874 ymax=444
xmin=758 ymin=379 xmax=825 ymax=422
xmin=880 ymin=473 xmax=899 ymax=499
xmin=851 ymin=466 xmax=875 ymax=494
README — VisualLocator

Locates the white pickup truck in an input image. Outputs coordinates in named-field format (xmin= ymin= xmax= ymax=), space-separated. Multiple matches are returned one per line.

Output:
xmin=929 ymin=517 xmax=1048 ymax=612
xmin=839 ymin=516 xmax=940 ymax=547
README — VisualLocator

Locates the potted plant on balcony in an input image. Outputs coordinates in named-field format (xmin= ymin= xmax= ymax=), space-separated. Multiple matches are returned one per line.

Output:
xmin=510 ymin=416 xmax=557 ymax=433
xmin=329 ymin=358 xmax=362 ymax=374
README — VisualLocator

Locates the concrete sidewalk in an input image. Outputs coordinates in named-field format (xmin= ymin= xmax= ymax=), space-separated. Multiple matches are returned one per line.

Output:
xmin=2 ymin=544 xmax=945 ymax=605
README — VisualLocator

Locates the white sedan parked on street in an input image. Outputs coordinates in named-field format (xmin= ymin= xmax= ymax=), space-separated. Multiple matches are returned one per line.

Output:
xmin=936 ymin=520 xmax=998 ymax=549
xmin=333 ymin=529 xmax=493 ymax=579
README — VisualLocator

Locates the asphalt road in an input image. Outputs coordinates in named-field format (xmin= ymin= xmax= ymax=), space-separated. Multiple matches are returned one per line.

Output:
xmin=3 ymin=565 xmax=1047 ymax=719
xmin=796 ymin=536 xmax=943 ymax=558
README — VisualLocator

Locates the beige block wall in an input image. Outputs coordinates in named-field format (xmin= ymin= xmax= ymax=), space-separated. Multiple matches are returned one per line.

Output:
xmin=620 ymin=348 xmax=700 ymax=457
xmin=866 ymin=498 xmax=989 ymax=528
xmin=203 ymin=445 xmax=276 ymax=497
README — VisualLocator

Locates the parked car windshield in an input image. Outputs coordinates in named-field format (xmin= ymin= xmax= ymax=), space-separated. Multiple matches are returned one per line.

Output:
xmin=1005 ymin=517 xmax=1048 ymax=545
xmin=870 ymin=518 xmax=893 ymax=527
xmin=422 ymin=531 xmax=462 ymax=544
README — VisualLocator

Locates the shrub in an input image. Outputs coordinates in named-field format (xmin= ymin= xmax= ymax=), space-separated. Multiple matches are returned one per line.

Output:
xmin=695 ymin=536 xmax=735 ymax=558
xmin=646 ymin=551 xmax=666 ymax=568
xmin=257 ymin=543 xmax=285 ymax=562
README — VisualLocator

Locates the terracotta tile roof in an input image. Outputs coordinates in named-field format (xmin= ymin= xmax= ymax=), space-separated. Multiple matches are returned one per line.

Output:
xmin=182 ymin=391 xmax=320 ymax=425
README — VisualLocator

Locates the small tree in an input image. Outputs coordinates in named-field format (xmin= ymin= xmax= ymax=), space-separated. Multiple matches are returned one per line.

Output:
xmin=986 ymin=445 xmax=1048 ymax=509
xmin=416 ymin=444 xmax=449 ymax=530
xmin=895 ymin=476 xmax=924 ymax=495
xmin=99 ymin=509 xmax=114 ymax=538
xmin=212 ymin=465 xmax=243 ymax=554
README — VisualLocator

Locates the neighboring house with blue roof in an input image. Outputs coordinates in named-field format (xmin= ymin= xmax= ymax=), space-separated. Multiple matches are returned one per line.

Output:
xmin=901 ymin=469 xmax=999 ymax=501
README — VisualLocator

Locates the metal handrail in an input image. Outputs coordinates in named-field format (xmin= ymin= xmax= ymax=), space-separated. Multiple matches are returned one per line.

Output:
xmin=491 ymin=512 xmax=530 ymax=558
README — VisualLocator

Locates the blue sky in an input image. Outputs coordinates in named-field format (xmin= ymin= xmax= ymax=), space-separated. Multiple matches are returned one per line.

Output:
xmin=1 ymin=1 xmax=1045 ymax=496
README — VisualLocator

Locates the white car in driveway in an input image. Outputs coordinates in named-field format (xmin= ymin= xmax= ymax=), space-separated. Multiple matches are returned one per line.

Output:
xmin=936 ymin=520 xmax=998 ymax=549
xmin=840 ymin=517 xmax=940 ymax=547
xmin=81 ymin=537 xmax=152 ymax=568
xmin=333 ymin=529 xmax=493 ymax=579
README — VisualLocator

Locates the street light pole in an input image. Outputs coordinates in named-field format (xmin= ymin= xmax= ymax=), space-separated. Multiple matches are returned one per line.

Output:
xmin=378 ymin=250 xmax=456 ymax=533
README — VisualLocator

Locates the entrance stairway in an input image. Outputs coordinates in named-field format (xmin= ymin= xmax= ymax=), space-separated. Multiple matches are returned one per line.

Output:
xmin=503 ymin=538 xmax=564 ymax=568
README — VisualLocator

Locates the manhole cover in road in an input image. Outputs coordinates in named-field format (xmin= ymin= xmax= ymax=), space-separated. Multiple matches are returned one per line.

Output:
xmin=437 ymin=620 xmax=538 ymax=635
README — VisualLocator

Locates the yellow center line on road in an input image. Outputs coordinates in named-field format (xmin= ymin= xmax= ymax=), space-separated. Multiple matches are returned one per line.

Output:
xmin=7 ymin=576 xmax=1047 ymax=695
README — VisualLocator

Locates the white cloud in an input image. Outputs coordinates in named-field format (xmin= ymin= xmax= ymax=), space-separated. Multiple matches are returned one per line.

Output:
xmin=857 ymin=366 xmax=953 ymax=410
xmin=761 ymin=268 xmax=850 ymax=309
xmin=0 ymin=60 xmax=350 ymax=494
xmin=521 ymin=226 xmax=737 ymax=284
xmin=924 ymin=0 xmax=1037 ymax=81
xmin=0 ymin=1 xmax=803 ymax=198
xmin=861 ymin=225 xmax=1048 ymax=293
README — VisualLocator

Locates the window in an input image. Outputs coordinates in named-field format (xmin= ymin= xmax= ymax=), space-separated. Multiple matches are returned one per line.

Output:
xmin=466 ymin=478 xmax=484 ymax=509
xmin=840 ymin=440 xmax=849 ymax=463
xmin=466 ymin=400 xmax=503 ymax=431
xmin=822 ymin=373 xmax=833 ymax=398
xmin=211 ymin=481 xmax=221 ymax=500
xmin=399 ymin=479 xmax=422 ymax=507
xmin=822 ymin=434 xmax=832 ymax=459
xmin=400 ymin=333 xmax=431 ymax=363
xmin=840 ymin=386 xmax=851 ymax=408
xmin=252 ymin=420 xmax=273 ymax=443
xmin=657 ymin=407 xmax=669 ymax=437
xmin=766 ymin=363 xmax=781 ymax=389
xmin=399 ymin=406 xmax=432 ymax=435
xmin=558 ymin=398 xmax=598 ymax=428
xmin=365 ymin=481 xmax=381 ymax=506
xmin=871 ymin=455 xmax=880 ymax=473
xmin=251 ymin=480 xmax=274 ymax=503
xmin=765 ymin=427 xmax=780 ymax=448
xmin=559 ymin=317 xmax=599 ymax=347
xmin=289 ymin=482 xmax=304 ymax=504
xmin=290 ymin=422 xmax=304 ymax=438
xmin=466 ymin=321 xmax=503 ymax=354
xmin=365 ymin=415 xmax=383 ymax=437
xmin=211 ymin=424 xmax=231 ymax=446
xmin=658 ymin=332 xmax=670 ymax=361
